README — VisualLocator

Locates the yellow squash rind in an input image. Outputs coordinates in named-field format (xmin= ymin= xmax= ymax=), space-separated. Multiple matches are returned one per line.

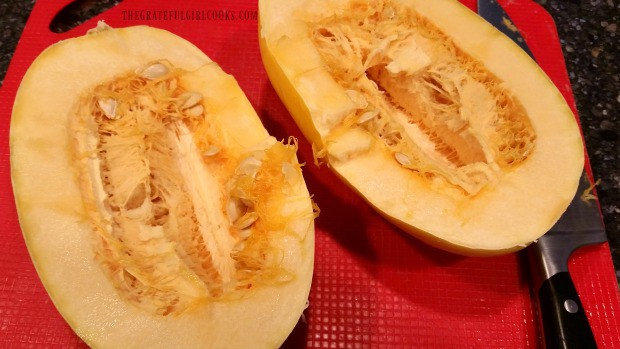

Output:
xmin=259 ymin=0 xmax=584 ymax=255
xmin=11 ymin=25 xmax=314 ymax=349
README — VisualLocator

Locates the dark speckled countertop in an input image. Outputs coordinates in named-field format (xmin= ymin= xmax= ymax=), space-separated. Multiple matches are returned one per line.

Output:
xmin=1 ymin=0 xmax=619 ymax=285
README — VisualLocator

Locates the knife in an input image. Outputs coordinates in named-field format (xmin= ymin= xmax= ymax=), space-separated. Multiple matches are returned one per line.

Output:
xmin=476 ymin=1 xmax=606 ymax=348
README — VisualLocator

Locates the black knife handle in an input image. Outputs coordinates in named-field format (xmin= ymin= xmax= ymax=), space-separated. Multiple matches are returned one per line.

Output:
xmin=539 ymin=272 xmax=597 ymax=349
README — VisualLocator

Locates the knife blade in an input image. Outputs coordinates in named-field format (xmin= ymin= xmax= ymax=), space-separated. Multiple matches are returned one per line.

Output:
xmin=476 ymin=1 xmax=606 ymax=348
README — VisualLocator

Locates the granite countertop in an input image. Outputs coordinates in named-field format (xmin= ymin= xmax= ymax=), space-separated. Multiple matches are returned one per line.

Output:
xmin=1 ymin=0 xmax=618 ymax=286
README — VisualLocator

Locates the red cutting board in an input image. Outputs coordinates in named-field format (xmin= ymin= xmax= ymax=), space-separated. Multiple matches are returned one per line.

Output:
xmin=0 ymin=0 xmax=618 ymax=348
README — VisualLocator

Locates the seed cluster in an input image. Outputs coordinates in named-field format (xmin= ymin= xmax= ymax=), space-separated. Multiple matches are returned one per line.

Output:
xmin=70 ymin=61 xmax=301 ymax=315
xmin=310 ymin=0 xmax=537 ymax=195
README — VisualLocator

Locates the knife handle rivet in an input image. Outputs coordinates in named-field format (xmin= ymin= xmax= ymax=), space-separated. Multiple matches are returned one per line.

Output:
xmin=564 ymin=299 xmax=579 ymax=313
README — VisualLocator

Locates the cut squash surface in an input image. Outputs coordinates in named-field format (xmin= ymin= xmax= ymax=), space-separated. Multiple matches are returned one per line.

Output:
xmin=259 ymin=0 xmax=584 ymax=254
xmin=11 ymin=24 xmax=314 ymax=349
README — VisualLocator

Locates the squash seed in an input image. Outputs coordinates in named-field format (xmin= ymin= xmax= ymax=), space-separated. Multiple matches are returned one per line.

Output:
xmin=357 ymin=109 xmax=379 ymax=124
xmin=346 ymin=89 xmax=368 ymax=109
xmin=97 ymin=98 xmax=118 ymax=119
xmin=395 ymin=152 xmax=412 ymax=167
xmin=236 ymin=157 xmax=262 ymax=177
xmin=234 ymin=212 xmax=259 ymax=230
xmin=138 ymin=62 xmax=169 ymax=80
xmin=203 ymin=145 xmax=221 ymax=157
xmin=187 ymin=104 xmax=204 ymax=117
xmin=180 ymin=92 xmax=203 ymax=109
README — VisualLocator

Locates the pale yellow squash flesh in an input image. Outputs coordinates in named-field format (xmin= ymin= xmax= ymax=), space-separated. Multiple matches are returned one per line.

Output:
xmin=259 ymin=0 xmax=584 ymax=255
xmin=11 ymin=24 xmax=314 ymax=348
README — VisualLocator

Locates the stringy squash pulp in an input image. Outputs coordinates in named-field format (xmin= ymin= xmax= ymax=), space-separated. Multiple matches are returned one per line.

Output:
xmin=259 ymin=0 xmax=584 ymax=254
xmin=10 ymin=24 xmax=314 ymax=348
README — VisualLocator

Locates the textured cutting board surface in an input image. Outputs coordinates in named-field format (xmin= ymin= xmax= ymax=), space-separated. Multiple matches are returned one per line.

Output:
xmin=0 ymin=0 xmax=618 ymax=348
